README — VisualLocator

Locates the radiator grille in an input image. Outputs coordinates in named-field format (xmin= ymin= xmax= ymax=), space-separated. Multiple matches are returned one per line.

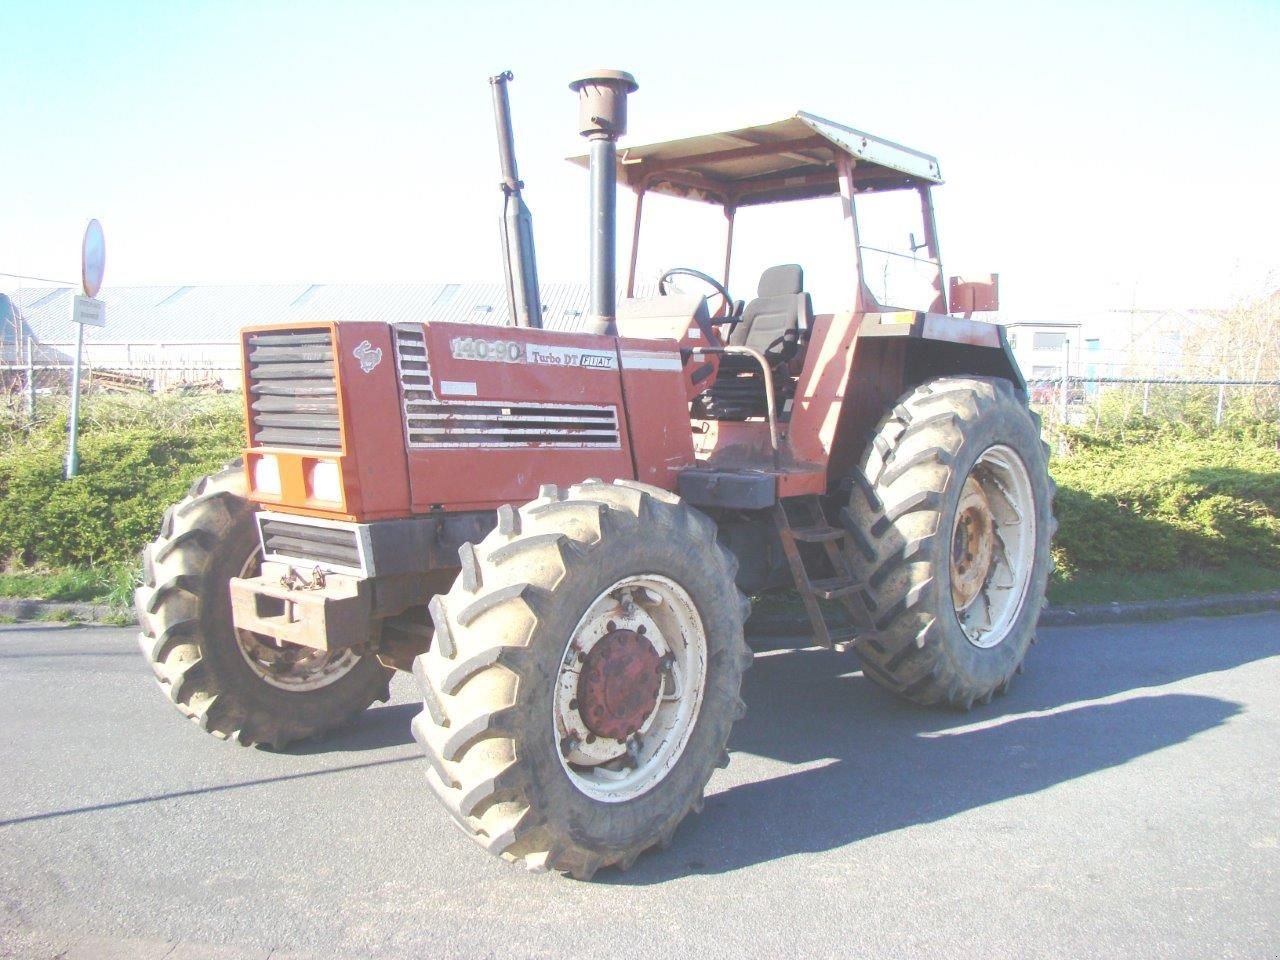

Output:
xmin=245 ymin=329 xmax=341 ymax=451
xmin=393 ymin=324 xmax=619 ymax=448
xmin=258 ymin=516 xmax=364 ymax=574
xmin=404 ymin=401 xmax=621 ymax=448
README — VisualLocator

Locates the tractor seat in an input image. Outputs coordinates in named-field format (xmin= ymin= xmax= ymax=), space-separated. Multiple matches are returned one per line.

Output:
xmin=692 ymin=264 xmax=813 ymax=421
xmin=728 ymin=263 xmax=812 ymax=360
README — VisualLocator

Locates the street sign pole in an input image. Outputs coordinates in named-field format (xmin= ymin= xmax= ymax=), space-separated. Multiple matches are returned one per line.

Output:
xmin=65 ymin=219 xmax=106 ymax=480
xmin=65 ymin=323 xmax=86 ymax=478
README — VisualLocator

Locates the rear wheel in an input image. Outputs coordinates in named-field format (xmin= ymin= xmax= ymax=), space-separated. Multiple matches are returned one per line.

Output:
xmin=136 ymin=462 xmax=393 ymax=747
xmin=413 ymin=480 xmax=751 ymax=879
xmin=842 ymin=377 xmax=1055 ymax=707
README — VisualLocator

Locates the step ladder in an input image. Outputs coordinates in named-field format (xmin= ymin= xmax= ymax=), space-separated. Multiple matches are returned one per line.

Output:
xmin=771 ymin=495 xmax=872 ymax=649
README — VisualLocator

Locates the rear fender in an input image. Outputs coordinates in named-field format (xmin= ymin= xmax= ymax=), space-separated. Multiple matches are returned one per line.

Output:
xmin=817 ymin=311 xmax=1025 ymax=487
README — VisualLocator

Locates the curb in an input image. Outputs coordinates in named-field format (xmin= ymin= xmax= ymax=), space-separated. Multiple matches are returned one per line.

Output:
xmin=745 ymin=589 xmax=1280 ymax=637
xmin=1036 ymin=590 xmax=1280 ymax=626
xmin=4 ymin=591 xmax=1280 ymax=632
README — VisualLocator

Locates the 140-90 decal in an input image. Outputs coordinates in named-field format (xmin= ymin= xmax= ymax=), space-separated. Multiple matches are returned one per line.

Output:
xmin=450 ymin=336 xmax=616 ymax=371
xmin=450 ymin=336 xmax=524 ymax=363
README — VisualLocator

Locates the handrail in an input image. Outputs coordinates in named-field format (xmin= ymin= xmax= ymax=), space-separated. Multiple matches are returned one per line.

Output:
xmin=687 ymin=345 xmax=780 ymax=467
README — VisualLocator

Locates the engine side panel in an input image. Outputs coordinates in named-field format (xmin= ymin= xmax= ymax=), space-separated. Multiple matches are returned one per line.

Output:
xmin=616 ymin=336 xmax=698 ymax=489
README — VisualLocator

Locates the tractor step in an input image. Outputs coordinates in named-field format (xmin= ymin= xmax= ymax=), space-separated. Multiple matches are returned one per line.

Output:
xmin=771 ymin=496 xmax=873 ymax=648
xmin=808 ymin=577 xmax=861 ymax=600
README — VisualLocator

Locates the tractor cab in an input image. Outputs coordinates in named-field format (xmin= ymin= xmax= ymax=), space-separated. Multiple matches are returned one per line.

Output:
xmin=567 ymin=111 xmax=1011 ymax=509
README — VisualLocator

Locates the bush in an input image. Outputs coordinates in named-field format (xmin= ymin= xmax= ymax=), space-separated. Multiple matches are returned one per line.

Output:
xmin=2 ymin=392 xmax=1277 ymax=591
xmin=1050 ymin=427 xmax=1280 ymax=581
xmin=1070 ymin=386 xmax=1280 ymax=447
xmin=0 ymin=396 xmax=242 ymax=568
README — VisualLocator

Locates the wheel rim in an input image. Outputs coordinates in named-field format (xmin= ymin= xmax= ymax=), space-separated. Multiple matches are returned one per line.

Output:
xmin=553 ymin=574 xmax=708 ymax=803
xmin=231 ymin=550 xmax=362 ymax=692
xmin=950 ymin=444 xmax=1037 ymax=650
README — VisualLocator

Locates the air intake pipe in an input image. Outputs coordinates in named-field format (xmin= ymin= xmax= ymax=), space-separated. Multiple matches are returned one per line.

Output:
xmin=491 ymin=71 xmax=543 ymax=328
xmin=569 ymin=70 xmax=638 ymax=336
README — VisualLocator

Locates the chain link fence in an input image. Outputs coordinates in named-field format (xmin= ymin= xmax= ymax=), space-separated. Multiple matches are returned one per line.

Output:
xmin=1027 ymin=375 xmax=1280 ymax=434
xmin=1 ymin=357 xmax=239 ymax=420
xmin=5 ymin=345 xmax=1279 ymax=433
xmin=0 ymin=340 xmax=240 ymax=419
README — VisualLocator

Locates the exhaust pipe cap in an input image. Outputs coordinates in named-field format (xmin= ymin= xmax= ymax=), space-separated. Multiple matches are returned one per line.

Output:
xmin=569 ymin=70 xmax=638 ymax=140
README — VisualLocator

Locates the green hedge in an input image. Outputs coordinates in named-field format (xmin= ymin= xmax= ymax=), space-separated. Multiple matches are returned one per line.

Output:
xmin=0 ymin=397 xmax=242 ymax=568
xmin=1 ymin=396 xmax=1277 ymax=583
xmin=1049 ymin=428 xmax=1280 ymax=580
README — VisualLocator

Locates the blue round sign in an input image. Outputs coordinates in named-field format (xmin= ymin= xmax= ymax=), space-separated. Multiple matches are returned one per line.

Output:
xmin=81 ymin=219 xmax=106 ymax=298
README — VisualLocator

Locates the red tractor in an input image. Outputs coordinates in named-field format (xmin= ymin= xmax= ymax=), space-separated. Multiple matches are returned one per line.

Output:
xmin=138 ymin=71 xmax=1054 ymax=879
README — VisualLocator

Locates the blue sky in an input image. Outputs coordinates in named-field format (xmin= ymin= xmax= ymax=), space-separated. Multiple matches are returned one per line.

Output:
xmin=2 ymin=0 xmax=1277 ymax=317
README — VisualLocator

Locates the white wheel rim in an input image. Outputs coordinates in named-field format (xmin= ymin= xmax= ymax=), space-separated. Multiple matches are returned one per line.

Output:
xmin=950 ymin=444 xmax=1037 ymax=650
xmin=553 ymin=574 xmax=708 ymax=803
xmin=231 ymin=550 xmax=362 ymax=692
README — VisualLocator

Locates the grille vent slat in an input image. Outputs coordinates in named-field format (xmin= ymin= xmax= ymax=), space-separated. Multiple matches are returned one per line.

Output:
xmin=252 ymin=412 xmax=341 ymax=429
xmin=245 ymin=329 xmax=342 ymax=452
xmin=249 ymin=362 xmax=335 ymax=380
xmin=260 ymin=518 xmax=362 ymax=572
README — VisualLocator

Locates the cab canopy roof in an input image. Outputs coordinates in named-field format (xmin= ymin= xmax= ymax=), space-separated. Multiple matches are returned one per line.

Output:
xmin=570 ymin=112 xmax=942 ymax=208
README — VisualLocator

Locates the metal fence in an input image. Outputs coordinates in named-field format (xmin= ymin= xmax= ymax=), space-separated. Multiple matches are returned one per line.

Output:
xmin=5 ymin=359 xmax=1279 ymax=430
xmin=1 ymin=361 xmax=239 ymax=418
xmin=1027 ymin=376 xmax=1280 ymax=429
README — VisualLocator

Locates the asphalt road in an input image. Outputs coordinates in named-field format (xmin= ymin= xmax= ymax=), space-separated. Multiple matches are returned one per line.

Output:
xmin=2 ymin=614 xmax=1278 ymax=960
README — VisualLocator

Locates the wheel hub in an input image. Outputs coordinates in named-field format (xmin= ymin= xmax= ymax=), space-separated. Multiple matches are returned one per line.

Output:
xmin=577 ymin=628 xmax=664 ymax=741
xmin=553 ymin=575 xmax=709 ymax=803
xmin=951 ymin=475 xmax=996 ymax=610
xmin=948 ymin=445 xmax=1039 ymax=650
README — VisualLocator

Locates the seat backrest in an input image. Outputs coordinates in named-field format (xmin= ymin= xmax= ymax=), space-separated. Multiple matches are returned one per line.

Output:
xmin=728 ymin=263 xmax=812 ymax=356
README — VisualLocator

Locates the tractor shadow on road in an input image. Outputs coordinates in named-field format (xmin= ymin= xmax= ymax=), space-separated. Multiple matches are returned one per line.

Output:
xmin=287 ymin=702 xmax=423 ymax=755
xmin=605 ymin=615 xmax=1278 ymax=883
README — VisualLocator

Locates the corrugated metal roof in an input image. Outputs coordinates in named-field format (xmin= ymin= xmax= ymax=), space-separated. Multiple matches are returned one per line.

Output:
xmin=10 ymin=282 xmax=660 ymax=344
xmin=1 ymin=293 xmax=70 ymax=362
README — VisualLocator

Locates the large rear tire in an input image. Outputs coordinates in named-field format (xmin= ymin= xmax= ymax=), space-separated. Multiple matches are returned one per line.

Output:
xmin=136 ymin=462 xmax=393 ymax=748
xmin=842 ymin=377 xmax=1055 ymax=708
xmin=413 ymin=480 xmax=751 ymax=879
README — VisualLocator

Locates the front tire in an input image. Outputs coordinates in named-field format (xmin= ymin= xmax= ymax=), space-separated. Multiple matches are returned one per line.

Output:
xmin=136 ymin=462 xmax=393 ymax=747
xmin=413 ymin=480 xmax=751 ymax=879
xmin=842 ymin=377 xmax=1056 ymax=708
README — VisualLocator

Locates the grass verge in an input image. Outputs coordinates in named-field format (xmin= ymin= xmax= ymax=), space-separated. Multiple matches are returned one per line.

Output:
xmin=748 ymin=560 xmax=1280 ymax=625
xmin=1047 ymin=559 xmax=1279 ymax=607
xmin=0 ymin=563 xmax=138 ymax=607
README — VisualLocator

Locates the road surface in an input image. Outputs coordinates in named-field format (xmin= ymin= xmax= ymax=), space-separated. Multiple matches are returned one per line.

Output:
xmin=2 ymin=614 xmax=1277 ymax=959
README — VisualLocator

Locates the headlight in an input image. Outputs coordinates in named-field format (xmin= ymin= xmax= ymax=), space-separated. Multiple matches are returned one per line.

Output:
xmin=307 ymin=459 xmax=342 ymax=504
xmin=252 ymin=455 xmax=281 ymax=496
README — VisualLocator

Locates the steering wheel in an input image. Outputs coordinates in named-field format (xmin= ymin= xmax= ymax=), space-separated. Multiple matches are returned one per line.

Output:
xmin=658 ymin=267 xmax=737 ymax=322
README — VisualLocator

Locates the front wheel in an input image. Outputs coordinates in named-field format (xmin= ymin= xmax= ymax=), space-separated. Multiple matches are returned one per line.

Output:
xmin=136 ymin=462 xmax=393 ymax=747
xmin=412 ymin=480 xmax=751 ymax=879
xmin=842 ymin=377 xmax=1056 ymax=708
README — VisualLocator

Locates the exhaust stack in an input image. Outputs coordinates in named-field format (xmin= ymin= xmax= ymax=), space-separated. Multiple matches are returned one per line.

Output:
xmin=490 ymin=71 xmax=542 ymax=328
xmin=569 ymin=70 xmax=637 ymax=336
